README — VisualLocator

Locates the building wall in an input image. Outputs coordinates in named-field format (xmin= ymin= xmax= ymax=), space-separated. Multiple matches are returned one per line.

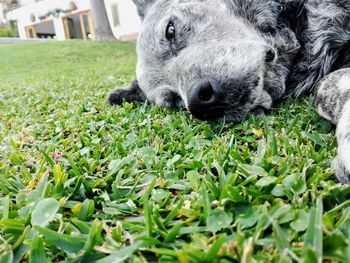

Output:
xmin=0 ymin=3 xmax=6 ymax=24
xmin=19 ymin=0 xmax=36 ymax=6
xmin=6 ymin=0 xmax=91 ymax=40
xmin=104 ymin=0 xmax=140 ymax=40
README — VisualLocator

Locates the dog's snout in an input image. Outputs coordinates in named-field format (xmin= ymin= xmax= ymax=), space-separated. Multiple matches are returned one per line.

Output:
xmin=187 ymin=80 xmax=226 ymax=120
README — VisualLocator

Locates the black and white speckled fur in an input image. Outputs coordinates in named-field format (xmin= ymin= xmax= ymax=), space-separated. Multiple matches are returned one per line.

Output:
xmin=109 ymin=0 xmax=303 ymax=122
xmin=108 ymin=0 xmax=350 ymax=183
xmin=316 ymin=68 xmax=350 ymax=184
xmin=109 ymin=0 xmax=350 ymax=109
xmin=287 ymin=0 xmax=350 ymax=96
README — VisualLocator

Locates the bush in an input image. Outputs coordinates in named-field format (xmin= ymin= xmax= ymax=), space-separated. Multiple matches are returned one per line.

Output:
xmin=0 ymin=24 xmax=18 ymax=37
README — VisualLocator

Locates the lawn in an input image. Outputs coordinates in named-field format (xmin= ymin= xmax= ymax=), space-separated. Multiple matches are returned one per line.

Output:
xmin=0 ymin=41 xmax=349 ymax=263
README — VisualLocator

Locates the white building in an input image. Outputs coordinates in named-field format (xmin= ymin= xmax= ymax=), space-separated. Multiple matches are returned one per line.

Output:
xmin=6 ymin=0 xmax=140 ymax=40
xmin=0 ymin=2 xmax=6 ymax=24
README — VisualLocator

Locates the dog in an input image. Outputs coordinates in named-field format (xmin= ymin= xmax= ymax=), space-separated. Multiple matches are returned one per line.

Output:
xmin=108 ymin=0 xmax=350 ymax=183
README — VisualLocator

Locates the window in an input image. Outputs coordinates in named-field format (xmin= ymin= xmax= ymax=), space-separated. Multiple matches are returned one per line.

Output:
xmin=111 ymin=3 xmax=120 ymax=27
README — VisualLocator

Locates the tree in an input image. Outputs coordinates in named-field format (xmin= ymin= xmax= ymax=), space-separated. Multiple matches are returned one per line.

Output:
xmin=89 ymin=0 xmax=115 ymax=41
xmin=2 ymin=0 xmax=18 ymax=10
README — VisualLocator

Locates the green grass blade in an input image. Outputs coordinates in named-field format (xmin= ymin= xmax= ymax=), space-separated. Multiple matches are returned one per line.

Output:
xmin=143 ymin=179 xmax=157 ymax=237
xmin=315 ymin=197 xmax=324 ymax=263
xmin=0 ymin=251 xmax=13 ymax=263
xmin=96 ymin=241 xmax=143 ymax=263
xmin=164 ymin=223 xmax=182 ymax=243
xmin=34 ymin=225 xmax=85 ymax=254
xmin=272 ymin=221 xmax=289 ymax=253
xmin=29 ymin=236 xmax=48 ymax=263
xmin=205 ymin=235 xmax=226 ymax=262
xmin=83 ymin=219 xmax=103 ymax=255
xmin=164 ymin=197 xmax=185 ymax=225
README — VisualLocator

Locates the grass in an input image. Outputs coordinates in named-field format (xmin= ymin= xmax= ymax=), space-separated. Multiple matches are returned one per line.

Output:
xmin=0 ymin=40 xmax=349 ymax=263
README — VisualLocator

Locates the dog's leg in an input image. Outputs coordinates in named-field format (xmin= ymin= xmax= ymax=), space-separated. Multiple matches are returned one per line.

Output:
xmin=315 ymin=68 xmax=350 ymax=183
xmin=108 ymin=79 xmax=184 ymax=108
xmin=333 ymin=101 xmax=350 ymax=184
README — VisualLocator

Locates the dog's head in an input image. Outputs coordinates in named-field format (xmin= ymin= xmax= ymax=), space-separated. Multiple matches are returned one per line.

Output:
xmin=109 ymin=0 xmax=301 ymax=121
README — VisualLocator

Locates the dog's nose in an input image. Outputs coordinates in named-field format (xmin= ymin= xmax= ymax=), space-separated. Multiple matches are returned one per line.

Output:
xmin=187 ymin=80 xmax=226 ymax=120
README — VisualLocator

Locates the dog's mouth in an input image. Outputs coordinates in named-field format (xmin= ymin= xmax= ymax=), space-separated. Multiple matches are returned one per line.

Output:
xmin=189 ymin=105 xmax=227 ymax=120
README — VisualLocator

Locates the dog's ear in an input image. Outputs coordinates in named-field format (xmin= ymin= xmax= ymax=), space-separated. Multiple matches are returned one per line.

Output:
xmin=132 ymin=0 xmax=156 ymax=19
xmin=108 ymin=80 xmax=147 ymax=105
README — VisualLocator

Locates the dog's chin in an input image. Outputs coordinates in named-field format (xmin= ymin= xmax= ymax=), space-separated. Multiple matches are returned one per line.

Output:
xmin=221 ymin=92 xmax=267 ymax=122
xmin=223 ymin=102 xmax=269 ymax=122
xmin=222 ymin=108 xmax=249 ymax=123
xmin=188 ymin=106 xmax=247 ymax=122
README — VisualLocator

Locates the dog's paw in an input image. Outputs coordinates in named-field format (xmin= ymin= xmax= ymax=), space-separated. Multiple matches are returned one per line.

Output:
xmin=108 ymin=80 xmax=146 ymax=105
xmin=108 ymin=89 xmax=126 ymax=105
xmin=332 ymin=156 xmax=350 ymax=184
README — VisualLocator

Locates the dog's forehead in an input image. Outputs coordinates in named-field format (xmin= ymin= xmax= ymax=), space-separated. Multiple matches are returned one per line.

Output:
xmin=143 ymin=0 xmax=223 ymax=23
xmin=138 ymin=0 xmax=227 ymax=43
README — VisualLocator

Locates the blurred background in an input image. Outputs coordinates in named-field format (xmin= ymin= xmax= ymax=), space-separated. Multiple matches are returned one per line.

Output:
xmin=0 ymin=0 xmax=140 ymax=42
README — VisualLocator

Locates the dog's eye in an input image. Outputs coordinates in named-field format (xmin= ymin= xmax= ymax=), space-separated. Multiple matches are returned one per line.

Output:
xmin=166 ymin=23 xmax=176 ymax=42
